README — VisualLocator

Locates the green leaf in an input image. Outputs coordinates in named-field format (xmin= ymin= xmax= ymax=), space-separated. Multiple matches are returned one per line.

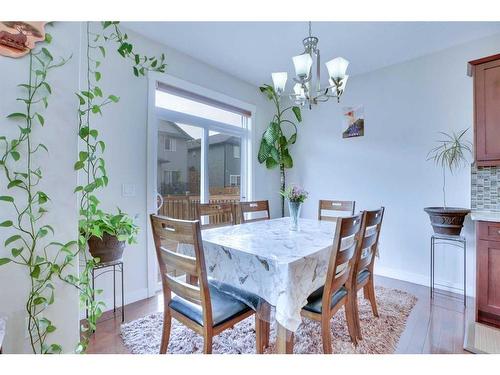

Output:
xmin=8 ymin=180 xmax=23 ymax=189
xmin=33 ymin=296 xmax=46 ymax=305
xmin=288 ymin=133 xmax=297 ymax=145
xmin=35 ymin=113 xmax=45 ymax=126
xmin=257 ymin=139 xmax=271 ymax=163
xmin=91 ymin=105 xmax=102 ymax=114
xmin=5 ymin=235 xmax=21 ymax=247
xmin=41 ymin=47 xmax=53 ymax=60
xmin=99 ymin=46 xmax=106 ymax=58
xmin=30 ymin=265 xmax=40 ymax=278
xmin=41 ymin=82 xmax=52 ymax=94
xmin=0 ymin=220 xmax=13 ymax=227
xmin=11 ymin=248 xmax=23 ymax=257
xmin=265 ymin=157 xmax=279 ymax=169
xmin=0 ymin=258 xmax=11 ymax=266
xmin=89 ymin=129 xmax=98 ymax=139
xmin=292 ymin=106 xmax=302 ymax=122
xmin=95 ymin=71 xmax=101 ymax=82
xmin=74 ymin=161 xmax=85 ymax=170
xmin=81 ymin=91 xmax=94 ymax=99
xmin=133 ymin=67 xmax=139 ymax=77
xmin=96 ymin=140 xmax=106 ymax=152
xmin=76 ymin=93 xmax=86 ymax=105
xmin=10 ymin=151 xmax=20 ymax=161
xmin=44 ymin=33 xmax=52 ymax=43
xmin=7 ymin=112 xmax=27 ymax=120
xmin=263 ymin=122 xmax=280 ymax=145
xmin=0 ymin=196 xmax=14 ymax=203
xmin=93 ymin=86 xmax=103 ymax=97
xmin=108 ymin=95 xmax=119 ymax=103
xmin=79 ymin=151 xmax=89 ymax=162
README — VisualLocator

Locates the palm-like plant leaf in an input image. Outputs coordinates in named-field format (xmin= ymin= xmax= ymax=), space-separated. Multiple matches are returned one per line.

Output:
xmin=427 ymin=128 xmax=472 ymax=174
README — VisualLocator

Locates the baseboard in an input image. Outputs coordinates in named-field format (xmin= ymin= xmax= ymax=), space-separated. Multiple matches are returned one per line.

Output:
xmin=375 ymin=265 xmax=474 ymax=297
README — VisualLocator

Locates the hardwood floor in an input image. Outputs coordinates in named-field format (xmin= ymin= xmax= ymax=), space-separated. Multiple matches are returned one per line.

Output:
xmin=86 ymin=275 xmax=474 ymax=354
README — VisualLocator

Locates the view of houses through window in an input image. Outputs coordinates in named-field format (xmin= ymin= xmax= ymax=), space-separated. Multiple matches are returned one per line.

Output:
xmin=155 ymin=86 xmax=249 ymax=221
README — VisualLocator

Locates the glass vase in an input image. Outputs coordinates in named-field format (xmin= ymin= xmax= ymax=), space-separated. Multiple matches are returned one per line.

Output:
xmin=288 ymin=201 xmax=302 ymax=231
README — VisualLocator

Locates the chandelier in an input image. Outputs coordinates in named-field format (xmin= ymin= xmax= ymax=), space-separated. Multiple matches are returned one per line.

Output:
xmin=271 ymin=22 xmax=349 ymax=108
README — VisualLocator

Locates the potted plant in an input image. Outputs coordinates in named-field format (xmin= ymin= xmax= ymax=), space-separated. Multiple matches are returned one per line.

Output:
xmin=281 ymin=185 xmax=308 ymax=231
xmin=424 ymin=129 xmax=472 ymax=235
xmin=84 ymin=209 xmax=139 ymax=263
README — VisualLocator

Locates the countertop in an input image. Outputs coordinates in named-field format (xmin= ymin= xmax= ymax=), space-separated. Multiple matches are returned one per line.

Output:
xmin=471 ymin=210 xmax=500 ymax=222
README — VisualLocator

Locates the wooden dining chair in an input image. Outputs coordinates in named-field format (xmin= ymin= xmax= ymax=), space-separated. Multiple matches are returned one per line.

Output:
xmin=352 ymin=207 xmax=385 ymax=340
xmin=318 ymin=200 xmax=355 ymax=222
xmin=150 ymin=214 xmax=266 ymax=354
xmin=300 ymin=213 xmax=364 ymax=353
xmin=198 ymin=202 xmax=236 ymax=229
xmin=239 ymin=200 xmax=271 ymax=224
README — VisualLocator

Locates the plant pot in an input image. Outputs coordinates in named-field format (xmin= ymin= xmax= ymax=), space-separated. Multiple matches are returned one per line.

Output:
xmin=88 ymin=233 xmax=125 ymax=263
xmin=424 ymin=207 xmax=471 ymax=236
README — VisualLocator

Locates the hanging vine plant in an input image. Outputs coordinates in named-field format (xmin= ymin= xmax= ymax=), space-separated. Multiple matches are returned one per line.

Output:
xmin=73 ymin=21 xmax=166 ymax=351
xmin=0 ymin=34 xmax=73 ymax=353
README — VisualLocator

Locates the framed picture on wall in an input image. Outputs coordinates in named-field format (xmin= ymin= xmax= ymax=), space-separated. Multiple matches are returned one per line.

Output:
xmin=342 ymin=105 xmax=364 ymax=138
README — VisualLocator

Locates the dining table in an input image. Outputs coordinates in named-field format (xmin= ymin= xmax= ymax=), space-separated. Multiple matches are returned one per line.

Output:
xmin=194 ymin=216 xmax=337 ymax=354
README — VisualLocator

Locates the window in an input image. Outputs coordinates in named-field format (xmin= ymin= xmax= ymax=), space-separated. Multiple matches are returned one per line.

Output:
xmin=230 ymin=175 xmax=241 ymax=187
xmin=233 ymin=145 xmax=240 ymax=159
xmin=164 ymin=136 xmax=176 ymax=152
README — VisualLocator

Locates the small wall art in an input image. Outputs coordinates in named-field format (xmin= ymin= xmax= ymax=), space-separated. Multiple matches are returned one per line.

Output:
xmin=0 ymin=22 xmax=47 ymax=58
xmin=342 ymin=105 xmax=364 ymax=138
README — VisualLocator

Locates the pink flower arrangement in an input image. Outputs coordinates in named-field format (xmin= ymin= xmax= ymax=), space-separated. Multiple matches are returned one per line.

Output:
xmin=280 ymin=185 xmax=309 ymax=203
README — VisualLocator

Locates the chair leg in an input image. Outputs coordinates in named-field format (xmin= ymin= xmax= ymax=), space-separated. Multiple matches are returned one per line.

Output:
xmin=203 ymin=334 xmax=213 ymax=354
xmin=344 ymin=297 xmax=359 ymax=346
xmin=321 ymin=315 xmax=332 ymax=354
xmin=353 ymin=291 xmax=362 ymax=340
xmin=160 ymin=310 xmax=172 ymax=354
xmin=363 ymin=279 xmax=379 ymax=317
xmin=255 ymin=315 xmax=265 ymax=354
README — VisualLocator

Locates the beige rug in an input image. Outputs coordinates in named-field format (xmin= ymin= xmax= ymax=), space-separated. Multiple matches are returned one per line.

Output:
xmin=121 ymin=286 xmax=417 ymax=354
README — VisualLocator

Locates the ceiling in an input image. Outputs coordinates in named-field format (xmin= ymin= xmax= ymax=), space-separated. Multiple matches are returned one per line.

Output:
xmin=123 ymin=22 xmax=500 ymax=86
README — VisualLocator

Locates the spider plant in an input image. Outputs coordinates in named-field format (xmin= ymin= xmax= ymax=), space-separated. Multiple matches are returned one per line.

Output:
xmin=427 ymin=128 xmax=472 ymax=208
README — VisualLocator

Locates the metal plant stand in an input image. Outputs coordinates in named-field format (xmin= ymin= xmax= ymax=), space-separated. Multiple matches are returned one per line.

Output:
xmin=430 ymin=233 xmax=466 ymax=306
xmin=86 ymin=259 xmax=125 ymax=322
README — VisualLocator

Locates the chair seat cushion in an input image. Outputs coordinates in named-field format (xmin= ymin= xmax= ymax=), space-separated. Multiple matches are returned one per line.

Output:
xmin=169 ymin=282 xmax=253 ymax=327
xmin=302 ymin=286 xmax=348 ymax=314
xmin=357 ymin=269 xmax=370 ymax=284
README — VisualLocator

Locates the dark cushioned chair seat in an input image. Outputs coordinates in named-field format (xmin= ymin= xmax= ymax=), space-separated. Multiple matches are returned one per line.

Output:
xmin=302 ymin=286 xmax=348 ymax=314
xmin=169 ymin=282 xmax=253 ymax=327
xmin=357 ymin=269 xmax=370 ymax=284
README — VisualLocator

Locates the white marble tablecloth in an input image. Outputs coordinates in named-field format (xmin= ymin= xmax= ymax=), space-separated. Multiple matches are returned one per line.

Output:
xmin=182 ymin=217 xmax=337 ymax=332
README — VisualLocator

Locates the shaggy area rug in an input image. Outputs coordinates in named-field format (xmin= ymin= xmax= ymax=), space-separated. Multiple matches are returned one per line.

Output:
xmin=121 ymin=286 xmax=417 ymax=354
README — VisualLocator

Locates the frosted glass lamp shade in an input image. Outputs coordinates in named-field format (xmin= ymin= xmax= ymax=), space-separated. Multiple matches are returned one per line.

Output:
xmin=272 ymin=72 xmax=288 ymax=94
xmin=292 ymin=53 xmax=313 ymax=79
xmin=293 ymin=83 xmax=303 ymax=96
xmin=326 ymin=57 xmax=349 ymax=80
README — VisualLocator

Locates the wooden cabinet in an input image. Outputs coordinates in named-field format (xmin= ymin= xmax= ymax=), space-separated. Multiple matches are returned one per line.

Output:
xmin=469 ymin=54 xmax=500 ymax=166
xmin=476 ymin=222 xmax=500 ymax=327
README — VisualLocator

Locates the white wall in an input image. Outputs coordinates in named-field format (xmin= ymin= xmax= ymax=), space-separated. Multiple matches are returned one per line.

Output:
xmin=288 ymin=32 xmax=500 ymax=297
xmin=0 ymin=23 xmax=80 ymax=353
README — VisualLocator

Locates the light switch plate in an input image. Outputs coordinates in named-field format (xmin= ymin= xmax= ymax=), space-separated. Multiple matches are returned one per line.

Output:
xmin=122 ymin=184 xmax=136 ymax=197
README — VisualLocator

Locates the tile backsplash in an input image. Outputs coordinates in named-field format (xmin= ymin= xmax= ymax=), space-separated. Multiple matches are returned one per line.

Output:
xmin=471 ymin=165 xmax=500 ymax=211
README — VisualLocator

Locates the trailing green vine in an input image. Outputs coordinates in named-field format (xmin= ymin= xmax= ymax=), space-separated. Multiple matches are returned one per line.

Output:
xmin=0 ymin=35 xmax=73 ymax=353
xmin=73 ymin=21 xmax=166 ymax=351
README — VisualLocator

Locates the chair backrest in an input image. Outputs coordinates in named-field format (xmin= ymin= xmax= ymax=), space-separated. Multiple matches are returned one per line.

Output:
xmin=322 ymin=213 xmax=364 ymax=309
xmin=354 ymin=207 xmax=385 ymax=276
xmin=150 ymin=215 xmax=213 ymax=325
xmin=239 ymin=200 xmax=270 ymax=223
xmin=318 ymin=200 xmax=356 ymax=222
xmin=198 ymin=202 xmax=236 ymax=229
